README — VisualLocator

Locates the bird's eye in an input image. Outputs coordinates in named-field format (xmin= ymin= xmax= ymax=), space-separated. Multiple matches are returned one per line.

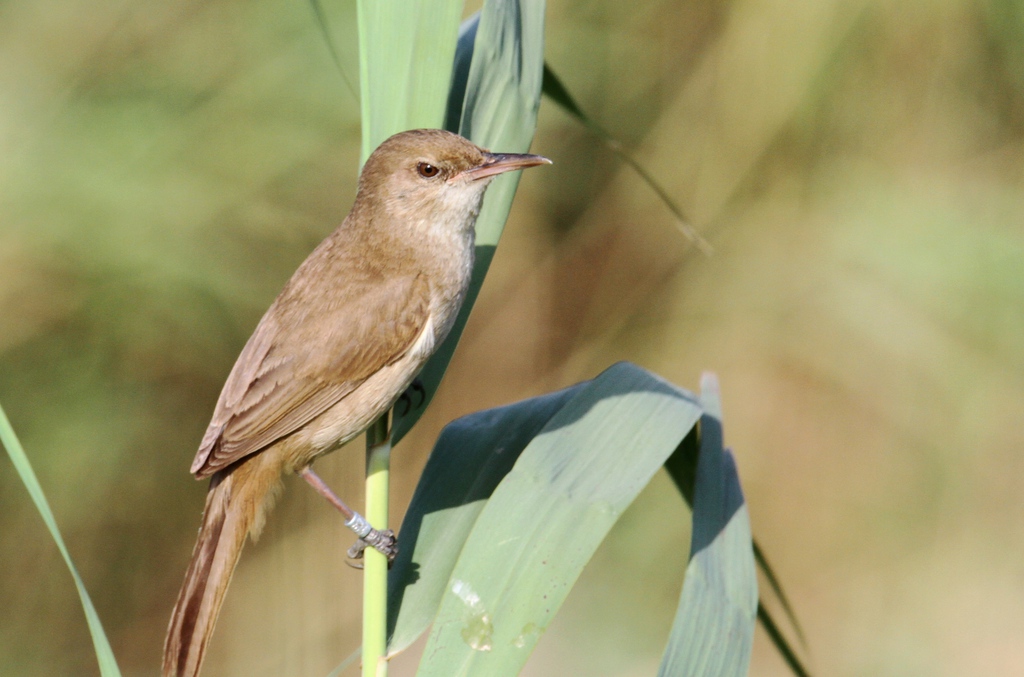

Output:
xmin=417 ymin=162 xmax=440 ymax=178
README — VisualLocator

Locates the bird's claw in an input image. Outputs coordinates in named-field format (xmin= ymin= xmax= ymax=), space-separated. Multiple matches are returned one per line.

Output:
xmin=347 ymin=529 xmax=398 ymax=567
xmin=395 ymin=378 xmax=427 ymax=417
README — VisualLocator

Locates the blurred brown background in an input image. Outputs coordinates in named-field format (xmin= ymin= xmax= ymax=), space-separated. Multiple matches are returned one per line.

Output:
xmin=2 ymin=0 xmax=1023 ymax=675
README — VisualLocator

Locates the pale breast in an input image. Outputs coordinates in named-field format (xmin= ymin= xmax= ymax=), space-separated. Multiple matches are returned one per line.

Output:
xmin=284 ymin=231 xmax=474 ymax=471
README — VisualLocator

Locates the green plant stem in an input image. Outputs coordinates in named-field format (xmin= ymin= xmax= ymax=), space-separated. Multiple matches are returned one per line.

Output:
xmin=363 ymin=412 xmax=391 ymax=677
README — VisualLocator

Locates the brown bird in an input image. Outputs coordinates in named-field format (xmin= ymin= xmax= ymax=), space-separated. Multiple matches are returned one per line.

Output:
xmin=162 ymin=129 xmax=550 ymax=677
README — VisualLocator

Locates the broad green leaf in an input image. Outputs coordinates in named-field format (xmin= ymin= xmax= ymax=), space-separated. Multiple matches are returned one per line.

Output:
xmin=391 ymin=0 xmax=547 ymax=444
xmin=413 ymin=362 xmax=701 ymax=676
xmin=387 ymin=384 xmax=585 ymax=654
xmin=356 ymin=0 xmax=464 ymax=161
xmin=658 ymin=374 xmax=757 ymax=676
xmin=0 ymin=404 xmax=122 ymax=677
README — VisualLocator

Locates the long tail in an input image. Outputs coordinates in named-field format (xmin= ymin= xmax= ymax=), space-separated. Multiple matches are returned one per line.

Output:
xmin=163 ymin=452 xmax=283 ymax=677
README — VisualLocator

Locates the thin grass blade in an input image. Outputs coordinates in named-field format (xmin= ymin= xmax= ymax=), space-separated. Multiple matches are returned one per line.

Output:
xmin=306 ymin=0 xmax=358 ymax=100
xmin=757 ymin=606 xmax=813 ymax=677
xmin=0 ymin=403 xmax=122 ymax=677
xmin=541 ymin=63 xmax=712 ymax=254
xmin=754 ymin=541 xmax=807 ymax=647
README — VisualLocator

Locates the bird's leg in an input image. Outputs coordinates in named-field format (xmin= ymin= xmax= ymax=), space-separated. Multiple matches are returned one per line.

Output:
xmin=299 ymin=467 xmax=398 ymax=563
xmin=395 ymin=377 xmax=427 ymax=417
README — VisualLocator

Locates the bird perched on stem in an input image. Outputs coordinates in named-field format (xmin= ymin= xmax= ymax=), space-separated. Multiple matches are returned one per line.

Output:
xmin=162 ymin=129 xmax=550 ymax=677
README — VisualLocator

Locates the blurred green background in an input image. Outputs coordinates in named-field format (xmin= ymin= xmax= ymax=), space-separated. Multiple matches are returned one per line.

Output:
xmin=2 ymin=0 xmax=1023 ymax=675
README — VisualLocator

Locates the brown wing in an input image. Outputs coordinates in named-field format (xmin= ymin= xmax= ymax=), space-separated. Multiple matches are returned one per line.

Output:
xmin=191 ymin=271 xmax=430 ymax=478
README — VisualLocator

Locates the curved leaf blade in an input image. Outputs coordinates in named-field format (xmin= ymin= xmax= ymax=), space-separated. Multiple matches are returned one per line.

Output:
xmin=663 ymin=381 xmax=811 ymax=677
xmin=387 ymin=384 xmax=585 ymax=654
xmin=415 ymin=362 xmax=701 ymax=676
xmin=392 ymin=0 xmax=547 ymax=444
xmin=658 ymin=374 xmax=757 ymax=676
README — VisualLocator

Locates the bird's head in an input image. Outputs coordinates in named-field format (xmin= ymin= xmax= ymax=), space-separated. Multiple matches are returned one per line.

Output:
xmin=356 ymin=129 xmax=550 ymax=235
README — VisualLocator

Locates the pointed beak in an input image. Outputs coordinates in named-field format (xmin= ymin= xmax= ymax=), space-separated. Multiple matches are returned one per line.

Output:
xmin=457 ymin=152 xmax=552 ymax=182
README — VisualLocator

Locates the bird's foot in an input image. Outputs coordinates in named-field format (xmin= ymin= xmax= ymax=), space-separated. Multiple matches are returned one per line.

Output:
xmin=347 ymin=528 xmax=398 ymax=566
xmin=395 ymin=378 xmax=427 ymax=416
